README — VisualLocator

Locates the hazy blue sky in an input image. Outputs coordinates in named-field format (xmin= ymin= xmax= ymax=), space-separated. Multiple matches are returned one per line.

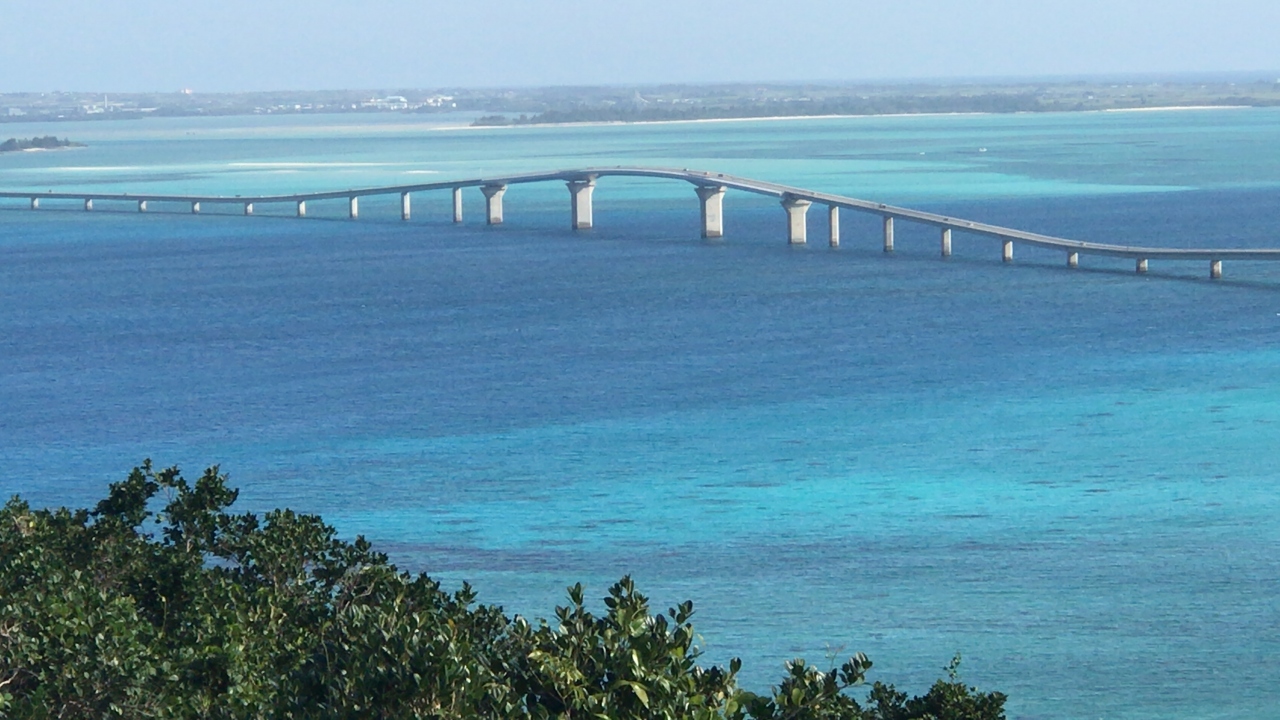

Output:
xmin=3 ymin=0 xmax=1277 ymax=92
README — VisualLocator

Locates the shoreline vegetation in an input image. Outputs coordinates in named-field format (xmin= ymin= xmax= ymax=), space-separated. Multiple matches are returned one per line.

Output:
xmin=0 ymin=462 xmax=1007 ymax=719
xmin=467 ymin=104 xmax=1252 ymax=129
xmin=467 ymin=85 xmax=1280 ymax=127
xmin=3 ymin=78 xmax=1280 ymax=126
xmin=0 ymin=135 xmax=83 ymax=153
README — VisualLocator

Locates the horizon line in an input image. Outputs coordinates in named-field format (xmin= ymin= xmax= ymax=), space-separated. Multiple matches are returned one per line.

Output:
xmin=5 ymin=70 xmax=1280 ymax=97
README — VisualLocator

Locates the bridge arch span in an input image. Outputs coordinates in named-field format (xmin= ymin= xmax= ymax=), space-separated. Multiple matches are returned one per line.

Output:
xmin=4 ymin=166 xmax=1276 ymax=280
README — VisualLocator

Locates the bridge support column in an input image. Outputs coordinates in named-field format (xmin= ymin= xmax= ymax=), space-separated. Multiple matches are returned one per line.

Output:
xmin=568 ymin=178 xmax=595 ymax=230
xmin=84 ymin=199 xmax=93 ymax=211
xmin=1067 ymin=251 xmax=1079 ymax=268
xmin=883 ymin=217 xmax=894 ymax=252
xmin=1136 ymin=258 xmax=1148 ymax=274
xmin=453 ymin=187 xmax=463 ymax=223
xmin=941 ymin=228 xmax=952 ymax=257
xmin=401 ymin=192 xmax=411 ymax=221
xmin=30 ymin=198 xmax=39 ymax=210
xmin=244 ymin=203 xmax=254 ymax=216
xmin=696 ymin=185 xmax=725 ymax=238
xmin=191 ymin=202 xmax=201 ymax=214
xmin=482 ymin=184 xmax=507 ymax=225
xmin=828 ymin=206 xmax=840 ymax=247
xmin=348 ymin=196 xmax=359 ymax=220
xmin=782 ymin=195 xmax=811 ymax=245
xmin=138 ymin=200 xmax=147 ymax=213
xmin=1002 ymin=240 xmax=1014 ymax=263
xmin=296 ymin=201 xmax=306 ymax=217
xmin=1210 ymin=260 xmax=1223 ymax=279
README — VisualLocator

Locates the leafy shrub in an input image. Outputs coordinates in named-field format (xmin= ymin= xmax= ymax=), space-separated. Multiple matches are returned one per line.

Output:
xmin=0 ymin=462 xmax=1006 ymax=719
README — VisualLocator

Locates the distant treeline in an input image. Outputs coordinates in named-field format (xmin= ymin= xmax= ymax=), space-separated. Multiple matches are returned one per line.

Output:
xmin=472 ymin=92 xmax=1272 ymax=126
xmin=0 ymin=135 xmax=82 ymax=152
xmin=8 ymin=80 xmax=1280 ymax=125
xmin=482 ymin=94 xmax=1042 ymax=126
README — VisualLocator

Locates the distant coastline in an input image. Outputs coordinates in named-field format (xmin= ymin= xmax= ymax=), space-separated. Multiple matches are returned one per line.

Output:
xmin=470 ymin=98 xmax=1272 ymax=128
xmin=5 ymin=78 xmax=1280 ymax=127
xmin=463 ymin=104 xmax=1258 ymax=131
xmin=1101 ymin=104 xmax=1249 ymax=112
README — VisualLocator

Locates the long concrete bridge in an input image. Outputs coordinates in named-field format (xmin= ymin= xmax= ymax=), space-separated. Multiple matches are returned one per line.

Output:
xmin=4 ymin=166 xmax=1278 ymax=279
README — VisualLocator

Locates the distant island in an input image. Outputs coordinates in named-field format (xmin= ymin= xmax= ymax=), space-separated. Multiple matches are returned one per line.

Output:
xmin=469 ymin=93 xmax=1046 ymax=126
xmin=4 ymin=77 xmax=1280 ymax=127
xmin=0 ymin=135 xmax=84 ymax=153
xmin=468 ymin=80 xmax=1280 ymax=126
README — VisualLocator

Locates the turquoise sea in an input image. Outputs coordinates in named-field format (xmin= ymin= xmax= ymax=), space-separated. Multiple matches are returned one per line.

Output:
xmin=3 ymin=109 xmax=1280 ymax=719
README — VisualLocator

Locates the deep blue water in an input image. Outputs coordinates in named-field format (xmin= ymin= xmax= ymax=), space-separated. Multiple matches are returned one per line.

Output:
xmin=3 ymin=111 xmax=1280 ymax=719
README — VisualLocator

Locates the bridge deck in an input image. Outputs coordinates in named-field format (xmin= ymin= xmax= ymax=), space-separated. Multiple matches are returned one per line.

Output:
xmin=4 ymin=166 xmax=1279 ymax=262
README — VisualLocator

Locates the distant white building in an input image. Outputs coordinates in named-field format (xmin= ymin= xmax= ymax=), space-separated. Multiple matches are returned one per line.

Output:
xmin=82 ymin=96 xmax=133 ymax=114
xmin=362 ymin=96 xmax=410 ymax=110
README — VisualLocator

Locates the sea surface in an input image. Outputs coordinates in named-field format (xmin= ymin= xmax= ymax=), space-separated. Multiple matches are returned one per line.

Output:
xmin=3 ymin=109 xmax=1280 ymax=719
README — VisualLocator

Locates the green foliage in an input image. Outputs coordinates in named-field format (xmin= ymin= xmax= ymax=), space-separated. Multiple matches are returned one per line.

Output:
xmin=517 ymin=578 xmax=738 ymax=720
xmin=0 ymin=462 xmax=1007 ymax=719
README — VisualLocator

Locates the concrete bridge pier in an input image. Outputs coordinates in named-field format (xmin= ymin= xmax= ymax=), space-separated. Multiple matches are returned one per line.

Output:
xmin=244 ymin=203 xmax=254 ymax=216
xmin=138 ymin=200 xmax=147 ymax=213
xmin=29 ymin=198 xmax=39 ymax=210
xmin=191 ymin=202 xmax=201 ymax=214
xmin=1211 ymin=260 xmax=1223 ymax=279
xmin=453 ymin=187 xmax=463 ymax=223
xmin=1067 ymin=251 xmax=1079 ymax=268
xmin=84 ymin=199 xmax=93 ymax=211
xmin=1136 ymin=258 xmax=1149 ymax=274
xmin=296 ymin=201 xmax=306 ymax=217
xmin=401 ymin=192 xmax=411 ymax=221
xmin=828 ymin=206 xmax=840 ymax=247
xmin=941 ymin=228 xmax=952 ymax=257
xmin=883 ymin=217 xmax=895 ymax=252
xmin=348 ymin=197 xmax=359 ymax=220
xmin=1002 ymin=240 xmax=1014 ymax=263
xmin=696 ymin=185 xmax=726 ymax=238
xmin=567 ymin=178 xmax=595 ymax=230
xmin=781 ymin=195 xmax=811 ymax=245
xmin=482 ymin=184 xmax=507 ymax=225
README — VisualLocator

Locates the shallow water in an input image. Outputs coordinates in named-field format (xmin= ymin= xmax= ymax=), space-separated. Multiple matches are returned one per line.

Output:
xmin=3 ymin=109 xmax=1280 ymax=719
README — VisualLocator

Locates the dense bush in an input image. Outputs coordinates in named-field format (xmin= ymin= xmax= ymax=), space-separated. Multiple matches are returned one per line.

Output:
xmin=0 ymin=462 xmax=1006 ymax=719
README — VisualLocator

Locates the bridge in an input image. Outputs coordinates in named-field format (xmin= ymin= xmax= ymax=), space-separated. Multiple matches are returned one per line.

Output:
xmin=5 ymin=166 xmax=1278 ymax=279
